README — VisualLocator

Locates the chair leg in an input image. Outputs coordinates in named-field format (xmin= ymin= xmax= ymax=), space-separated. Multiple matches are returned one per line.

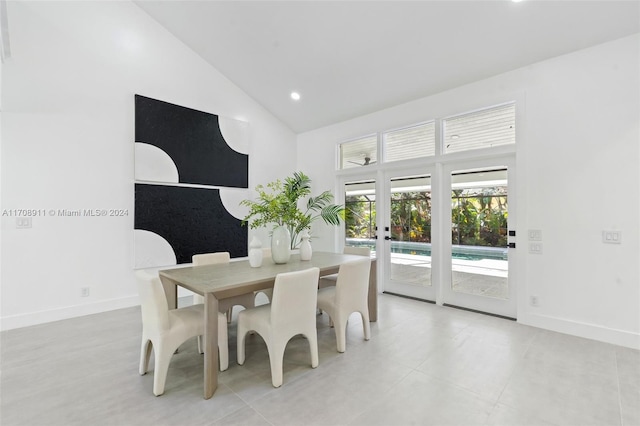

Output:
xmin=361 ymin=310 xmax=371 ymax=341
xmin=139 ymin=338 xmax=152 ymax=375
xmin=218 ymin=318 xmax=229 ymax=371
xmin=267 ymin=340 xmax=286 ymax=388
xmin=334 ymin=315 xmax=347 ymax=353
xmin=237 ymin=326 xmax=248 ymax=365
xmin=306 ymin=331 xmax=319 ymax=368
xmin=197 ymin=335 xmax=204 ymax=354
xmin=152 ymin=344 xmax=175 ymax=396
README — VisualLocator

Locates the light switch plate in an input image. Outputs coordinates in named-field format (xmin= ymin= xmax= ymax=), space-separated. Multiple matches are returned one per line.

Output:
xmin=528 ymin=229 xmax=542 ymax=241
xmin=602 ymin=231 xmax=621 ymax=244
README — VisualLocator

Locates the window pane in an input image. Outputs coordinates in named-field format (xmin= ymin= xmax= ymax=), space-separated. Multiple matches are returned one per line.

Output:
xmin=451 ymin=169 xmax=509 ymax=300
xmin=443 ymin=104 xmax=515 ymax=154
xmin=339 ymin=135 xmax=377 ymax=169
xmin=384 ymin=122 xmax=435 ymax=162
xmin=344 ymin=180 xmax=376 ymax=254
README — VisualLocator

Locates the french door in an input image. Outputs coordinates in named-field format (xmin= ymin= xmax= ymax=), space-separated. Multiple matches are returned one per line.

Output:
xmin=441 ymin=157 xmax=516 ymax=318
xmin=338 ymin=156 xmax=516 ymax=318
xmin=381 ymin=167 xmax=436 ymax=301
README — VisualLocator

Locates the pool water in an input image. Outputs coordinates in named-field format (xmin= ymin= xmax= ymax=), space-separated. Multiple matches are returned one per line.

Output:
xmin=347 ymin=240 xmax=508 ymax=261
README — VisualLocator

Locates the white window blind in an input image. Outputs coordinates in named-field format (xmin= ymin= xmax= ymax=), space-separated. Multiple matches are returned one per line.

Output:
xmin=443 ymin=103 xmax=515 ymax=154
xmin=339 ymin=135 xmax=378 ymax=169
xmin=384 ymin=121 xmax=435 ymax=162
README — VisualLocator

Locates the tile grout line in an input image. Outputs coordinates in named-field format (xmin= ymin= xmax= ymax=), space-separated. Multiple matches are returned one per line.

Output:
xmin=346 ymin=364 xmax=417 ymax=426
xmin=490 ymin=327 xmax=540 ymax=416
xmin=614 ymin=350 xmax=624 ymax=426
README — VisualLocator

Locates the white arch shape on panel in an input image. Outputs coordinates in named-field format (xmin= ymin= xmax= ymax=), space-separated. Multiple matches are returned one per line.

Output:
xmin=134 ymin=229 xmax=176 ymax=269
xmin=134 ymin=142 xmax=179 ymax=183
xmin=220 ymin=188 xmax=250 ymax=220
xmin=218 ymin=117 xmax=249 ymax=155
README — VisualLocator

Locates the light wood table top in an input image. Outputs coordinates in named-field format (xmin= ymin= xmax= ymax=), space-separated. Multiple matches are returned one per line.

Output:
xmin=159 ymin=251 xmax=377 ymax=399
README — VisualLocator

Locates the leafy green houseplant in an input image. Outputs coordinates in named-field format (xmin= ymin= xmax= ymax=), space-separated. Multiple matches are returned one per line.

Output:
xmin=240 ymin=172 xmax=344 ymax=250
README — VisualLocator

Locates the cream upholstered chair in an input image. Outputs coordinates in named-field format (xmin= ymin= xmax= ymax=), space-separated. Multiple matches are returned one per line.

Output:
xmin=192 ymin=252 xmax=255 ymax=353
xmin=136 ymin=270 xmax=228 ymax=396
xmin=317 ymin=257 xmax=371 ymax=353
xmin=254 ymin=248 xmax=274 ymax=303
xmin=318 ymin=246 xmax=371 ymax=289
xmin=318 ymin=246 xmax=371 ymax=317
xmin=237 ymin=267 xmax=320 ymax=388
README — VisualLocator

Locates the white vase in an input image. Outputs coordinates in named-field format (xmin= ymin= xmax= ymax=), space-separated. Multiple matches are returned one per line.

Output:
xmin=248 ymin=236 xmax=263 ymax=268
xmin=271 ymin=225 xmax=291 ymax=264
xmin=300 ymin=230 xmax=312 ymax=261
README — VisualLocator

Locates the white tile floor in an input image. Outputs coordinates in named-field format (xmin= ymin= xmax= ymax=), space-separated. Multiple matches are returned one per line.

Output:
xmin=1 ymin=294 xmax=638 ymax=426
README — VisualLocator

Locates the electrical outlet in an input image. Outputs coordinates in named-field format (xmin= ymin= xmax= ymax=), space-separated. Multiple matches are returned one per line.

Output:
xmin=602 ymin=230 xmax=621 ymax=244
xmin=528 ymin=242 xmax=543 ymax=254
xmin=530 ymin=295 xmax=539 ymax=307
xmin=81 ymin=287 xmax=90 ymax=297
xmin=528 ymin=229 xmax=542 ymax=241
xmin=16 ymin=217 xmax=32 ymax=229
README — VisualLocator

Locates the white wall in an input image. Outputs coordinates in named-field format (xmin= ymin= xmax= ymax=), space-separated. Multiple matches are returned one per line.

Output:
xmin=0 ymin=1 xmax=297 ymax=329
xmin=297 ymin=34 xmax=640 ymax=349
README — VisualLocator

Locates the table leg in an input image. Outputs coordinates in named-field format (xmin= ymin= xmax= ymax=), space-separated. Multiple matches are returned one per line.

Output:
xmin=203 ymin=293 xmax=219 ymax=399
xmin=368 ymin=260 xmax=378 ymax=322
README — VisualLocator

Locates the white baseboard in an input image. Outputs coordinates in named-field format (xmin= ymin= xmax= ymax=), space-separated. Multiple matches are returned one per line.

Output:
xmin=519 ymin=312 xmax=640 ymax=350
xmin=0 ymin=295 xmax=141 ymax=331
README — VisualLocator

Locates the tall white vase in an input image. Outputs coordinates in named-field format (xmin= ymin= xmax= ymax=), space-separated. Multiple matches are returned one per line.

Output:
xmin=299 ymin=230 xmax=312 ymax=261
xmin=248 ymin=236 xmax=263 ymax=268
xmin=271 ymin=225 xmax=291 ymax=264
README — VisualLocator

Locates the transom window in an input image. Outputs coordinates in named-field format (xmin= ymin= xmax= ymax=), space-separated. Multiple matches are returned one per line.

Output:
xmin=443 ymin=103 xmax=515 ymax=154
xmin=339 ymin=135 xmax=377 ymax=169
xmin=384 ymin=121 xmax=435 ymax=163
xmin=338 ymin=102 xmax=515 ymax=169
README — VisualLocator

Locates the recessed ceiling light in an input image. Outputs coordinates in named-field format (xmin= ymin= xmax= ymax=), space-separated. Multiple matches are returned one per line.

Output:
xmin=290 ymin=92 xmax=301 ymax=101
xmin=451 ymin=135 xmax=460 ymax=139
xmin=512 ymin=0 xmax=524 ymax=3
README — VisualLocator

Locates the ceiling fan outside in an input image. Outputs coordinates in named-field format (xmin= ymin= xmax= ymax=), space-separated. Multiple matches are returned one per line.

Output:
xmin=348 ymin=155 xmax=376 ymax=166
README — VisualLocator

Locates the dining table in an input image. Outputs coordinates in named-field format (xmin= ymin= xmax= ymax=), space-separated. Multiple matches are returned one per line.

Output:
xmin=158 ymin=251 xmax=377 ymax=399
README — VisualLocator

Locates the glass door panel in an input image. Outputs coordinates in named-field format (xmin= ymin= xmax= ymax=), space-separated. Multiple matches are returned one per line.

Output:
xmin=443 ymin=162 xmax=516 ymax=318
xmin=344 ymin=180 xmax=377 ymax=254
xmin=451 ymin=169 xmax=508 ymax=298
xmin=384 ymin=172 xmax=435 ymax=301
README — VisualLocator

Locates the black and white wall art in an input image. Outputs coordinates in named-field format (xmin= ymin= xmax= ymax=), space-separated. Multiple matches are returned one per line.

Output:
xmin=133 ymin=95 xmax=250 ymax=268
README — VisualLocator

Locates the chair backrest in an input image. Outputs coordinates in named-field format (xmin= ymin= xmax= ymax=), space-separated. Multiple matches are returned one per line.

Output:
xmin=193 ymin=252 xmax=230 ymax=266
xmin=270 ymin=267 xmax=320 ymax=328
xmin=335 ymin=257 xmax=371 ymax=306
xmin=344 ymin=246 xmax=371 ymax=257
xmin=136 ymin=270 xmax=170 ymax=331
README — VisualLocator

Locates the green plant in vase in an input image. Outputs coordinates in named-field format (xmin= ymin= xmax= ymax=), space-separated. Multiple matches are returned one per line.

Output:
xmin=240 ymin=172 xmax=344 ymax=256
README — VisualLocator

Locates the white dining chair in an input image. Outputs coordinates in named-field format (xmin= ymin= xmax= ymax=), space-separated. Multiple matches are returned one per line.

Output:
xmin=192 ymin=252 xmax=255 ymax=353
xmin=237 ymin=267 xmax=320 ymax=388
xmin=318 ymin=246 xmax=371 ymax=289
xmin=136 ymin=270 xmax=228 ymax=396
xmin=254 ymin=247 xmax=274 ymax=303
xmin=317 ymin=246 xmax=371 ymax=318
xmin=317 ymin=257 xmax=371 ymax=353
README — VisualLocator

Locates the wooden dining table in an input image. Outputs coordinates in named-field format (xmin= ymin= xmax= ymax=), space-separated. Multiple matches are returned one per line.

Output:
xmin=158 ymin=251 xmax=377 ymax=399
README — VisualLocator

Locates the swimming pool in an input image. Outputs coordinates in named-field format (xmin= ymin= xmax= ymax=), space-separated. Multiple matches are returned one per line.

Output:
xmin=346 ymin=239 xmax=508 ymax=261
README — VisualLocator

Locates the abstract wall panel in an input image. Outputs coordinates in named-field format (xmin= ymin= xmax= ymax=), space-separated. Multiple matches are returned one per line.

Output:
xmin=134 ymin=95 xmax=250 ymax=267
xmin=134 ymin=184 xmax=247 ymax=266
xmin=135 ymin=94 xmax=249 ymax=188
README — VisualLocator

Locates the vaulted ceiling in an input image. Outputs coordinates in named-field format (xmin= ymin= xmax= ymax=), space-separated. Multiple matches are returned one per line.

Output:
xmin=134 ymin=1 xmax=640 ymax=133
